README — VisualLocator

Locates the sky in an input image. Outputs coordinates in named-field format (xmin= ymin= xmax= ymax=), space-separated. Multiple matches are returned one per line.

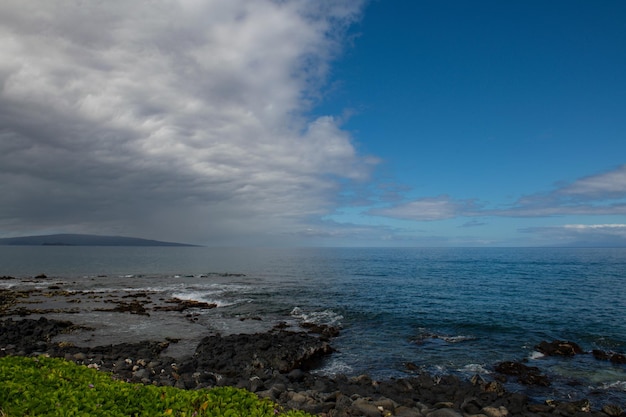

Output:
xmin=1 ymin=0 xmax=625 ymax=247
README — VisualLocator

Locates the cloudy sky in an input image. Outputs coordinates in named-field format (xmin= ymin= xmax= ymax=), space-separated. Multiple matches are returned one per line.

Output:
xmin=1 ymin=0 xmax=625 ymax=247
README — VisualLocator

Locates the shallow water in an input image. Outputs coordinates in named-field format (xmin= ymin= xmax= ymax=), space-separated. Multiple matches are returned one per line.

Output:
xmin=1 ymin=246 xmax=625 ymax=405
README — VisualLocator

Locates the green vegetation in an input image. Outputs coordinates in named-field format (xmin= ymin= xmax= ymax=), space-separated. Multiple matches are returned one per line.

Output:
xmin=0 ymin=356 xmax=313 ymax=417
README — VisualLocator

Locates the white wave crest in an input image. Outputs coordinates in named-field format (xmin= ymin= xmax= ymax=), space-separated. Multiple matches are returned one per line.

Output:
xmin=414 ymin=333 xmax=476 ymax=344
xmin=313 ymin=359 xmax=353 ymax=376
xmin=459 ymin=363 xmax=491 ymax=374
xmin=170 ymin=291 xmax=236 ymax=308
xmin=290 ymin=307 xmax=343 ymax=327
xmin=599 ymin=380 xmax=626 ymax=391
xmin=439 ymin=335 xmax=476 ymax=343
xmin=163 ymin=282 xmax=252 ymax=308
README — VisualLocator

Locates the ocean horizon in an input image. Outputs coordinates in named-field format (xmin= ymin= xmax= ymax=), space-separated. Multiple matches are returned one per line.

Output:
xmin=1 ymin=246 xmax=625 ymax=406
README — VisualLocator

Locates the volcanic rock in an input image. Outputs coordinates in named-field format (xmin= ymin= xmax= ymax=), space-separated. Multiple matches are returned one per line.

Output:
xmin=535 ymin=340 xmax=584 ymax=356
xmin=192 ymin=330 xmax=333 ymax=378
xmin=494 ymin=361 xmax=550 ymax=386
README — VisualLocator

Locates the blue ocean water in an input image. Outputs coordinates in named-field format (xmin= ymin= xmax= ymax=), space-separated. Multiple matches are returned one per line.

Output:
xmin=1 ymin=246 xmax=625 ymax=405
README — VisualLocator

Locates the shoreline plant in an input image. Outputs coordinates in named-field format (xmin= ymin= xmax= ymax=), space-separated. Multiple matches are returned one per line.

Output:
xmin=0 ymin=356 xmax=313 ymax=417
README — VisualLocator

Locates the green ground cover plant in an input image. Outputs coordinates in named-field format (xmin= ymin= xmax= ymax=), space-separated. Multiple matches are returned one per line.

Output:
xmin=0 ymin=356 xmax=313 ymax=417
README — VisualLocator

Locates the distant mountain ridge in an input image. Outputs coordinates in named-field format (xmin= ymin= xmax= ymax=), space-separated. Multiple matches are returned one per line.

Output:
xmin=0 ymin=234 xmax=198 ymax=247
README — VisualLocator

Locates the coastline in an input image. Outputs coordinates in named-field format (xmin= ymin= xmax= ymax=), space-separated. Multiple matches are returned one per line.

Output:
xmin=1 ymin=279 xmax=625 ymax=417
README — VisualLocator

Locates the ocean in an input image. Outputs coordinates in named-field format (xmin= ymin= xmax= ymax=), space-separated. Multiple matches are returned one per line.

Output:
xmin=1 ymin=246 xmax=625 ymax=406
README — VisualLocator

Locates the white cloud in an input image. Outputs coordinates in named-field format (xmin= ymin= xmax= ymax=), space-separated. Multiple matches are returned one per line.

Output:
xmin=557 ymin=165 xmax=626 ymax=199
xmin=368 ymin=195 xmax=479 ymax=221
xmin=522 ymin=224 xmax=626 ymax=247
xmin=368 ymin=165 xmax=626 ymax=226
xmin=494 ymin=165 xmax=626 ymax=217
xmin=563 ymin=223 xmax=626 ymax=230
xmin=0 ymin=0 xmax=370 ymax=244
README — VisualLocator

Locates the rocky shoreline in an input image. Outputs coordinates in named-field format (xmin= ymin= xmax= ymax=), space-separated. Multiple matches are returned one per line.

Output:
xmin=0 ymin=316 xmax=624 ymax=417
xmin=1 ymin=278 xmax=625 ymax=417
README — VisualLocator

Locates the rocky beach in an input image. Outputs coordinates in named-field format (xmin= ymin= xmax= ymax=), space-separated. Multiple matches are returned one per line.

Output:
xmin=1 ymin=275 xmax=625 ymax=417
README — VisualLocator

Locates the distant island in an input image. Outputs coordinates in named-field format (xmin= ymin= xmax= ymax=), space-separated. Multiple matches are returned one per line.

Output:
xmin=0 ymin=234 xmax=198 ymax=247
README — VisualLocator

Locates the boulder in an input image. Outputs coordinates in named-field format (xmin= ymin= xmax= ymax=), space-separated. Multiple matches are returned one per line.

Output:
xmin=593 ymin=349 xmax=611 ymax=360
xmin=535 ymin=340 xmax=584 ymax=356
xmin=0 ymin=317 xmax=76 ymax=355
xmin=602 ymin=404 xmax=623 ymax=417
xmin=395 ymin=406 xmax=423 ymax=417
xmin=592 ymin=349 xmax=626 ymax=364
xmin=299 ymin=322 xmax=340 ymax=339
xmin=191 ymin=330 xmax=333 ymax=377
xmin=481 ymin=406 xmax=509 ymax=417
xmin=494 ymin=361 xmax=550 ymax=386
xmin=426 ymin=408 xmax=463 ymax=417
xmin=352 ymin=398 xmax=383 ymax=417
xmin=610 ymin=353 xmax=626 ymax=364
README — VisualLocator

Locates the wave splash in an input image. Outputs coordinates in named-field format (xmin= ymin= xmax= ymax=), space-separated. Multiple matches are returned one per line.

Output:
xmin=290 ymin=307 xmax=343 ymax=327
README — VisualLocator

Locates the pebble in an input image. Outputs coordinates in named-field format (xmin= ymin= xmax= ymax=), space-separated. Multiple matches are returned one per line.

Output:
xmin=602 ymin=404 xmax=623 ymax=417
xmin=288 ymin=392 xmax=307 ymax=404
xmin=480 ymin=406 xmax=508 ymax=417
xmin=426 ymin=408 xmax=464 ymax=417
xmin=352 ymin=398 xmax=383 ymax=417
xmin=395 ymin=406 xmax=424 ymax=417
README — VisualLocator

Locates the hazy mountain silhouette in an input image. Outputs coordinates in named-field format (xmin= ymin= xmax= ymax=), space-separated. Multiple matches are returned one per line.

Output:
xmin=0 ymin=234 xmax=198 ymax=247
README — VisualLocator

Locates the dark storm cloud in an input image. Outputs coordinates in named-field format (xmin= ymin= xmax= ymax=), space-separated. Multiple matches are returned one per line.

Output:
xmin=0 ymin=0 xmax=373 ymax=244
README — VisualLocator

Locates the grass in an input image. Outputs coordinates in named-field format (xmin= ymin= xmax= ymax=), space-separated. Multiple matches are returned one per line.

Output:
xmin=0 ymin=356 xmax=313 ymax=417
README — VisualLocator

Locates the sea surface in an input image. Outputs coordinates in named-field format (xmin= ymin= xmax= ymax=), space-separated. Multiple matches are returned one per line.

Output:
xmin=1 ymin=246 xmax=625 ymax=406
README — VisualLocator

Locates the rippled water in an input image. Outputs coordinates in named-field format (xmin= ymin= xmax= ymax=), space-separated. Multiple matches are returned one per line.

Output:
xmin=1 ymin=246 xmax=625 ymax=405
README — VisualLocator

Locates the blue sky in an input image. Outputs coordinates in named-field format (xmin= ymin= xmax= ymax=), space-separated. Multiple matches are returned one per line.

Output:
xmin=1 ymin=0 xmax=625 ymax=246
xmin=316 ymin=0 xmax=626 ymax=246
